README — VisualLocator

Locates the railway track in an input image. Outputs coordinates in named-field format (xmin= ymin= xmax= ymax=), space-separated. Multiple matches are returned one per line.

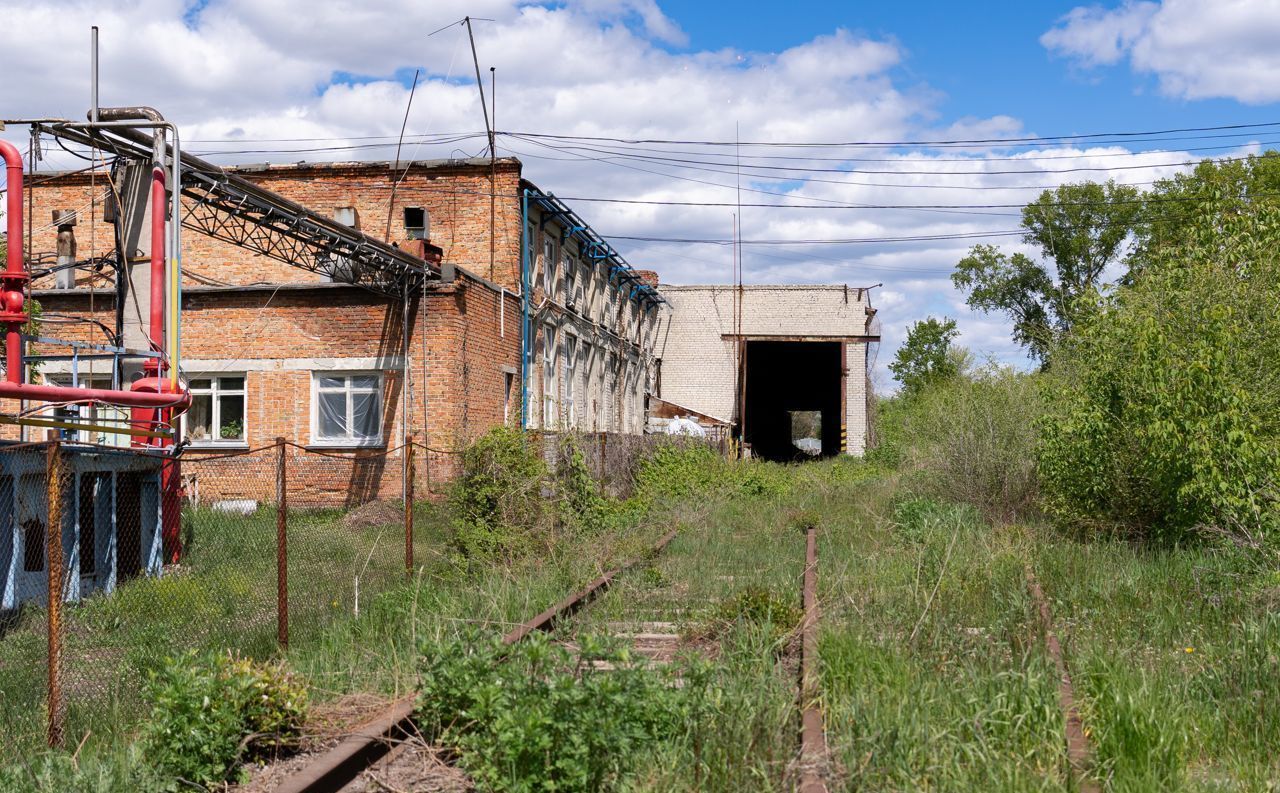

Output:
xmin=270 ymin=523 xmax=829 ymax=792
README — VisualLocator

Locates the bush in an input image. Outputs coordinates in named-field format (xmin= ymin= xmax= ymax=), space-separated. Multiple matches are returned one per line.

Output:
xmin=875 ymin=368 xmax=1042 ymax=522
xmin=416 ymin=629 xmax=709 ymax=792
xmin=449 ymin=427 xmax=551 ymax=561
xmin=554 ymin=434 xmax=609 ymax=533
xmin=140 ymin=652 xmax=307 ymax=790
xmin=1038 ymin=203 xmax=1280 ymax=544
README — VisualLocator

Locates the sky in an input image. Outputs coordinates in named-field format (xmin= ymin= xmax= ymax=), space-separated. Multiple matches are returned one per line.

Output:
xmin=2 ymin=0 xmax=1279 ymax=391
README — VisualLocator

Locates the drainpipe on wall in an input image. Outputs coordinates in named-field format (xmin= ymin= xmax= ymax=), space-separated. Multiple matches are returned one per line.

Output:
xmin=520 ymin=188 xmax=532 ymax=429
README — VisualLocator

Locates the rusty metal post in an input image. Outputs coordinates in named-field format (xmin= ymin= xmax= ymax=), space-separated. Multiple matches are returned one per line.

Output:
xmin=404 ymin=442 xmax=414 ymax=578
xmin=598 ymin=432 xmax=607 ymax=481
xmin=276 ymin=437 xmax=288 ymax=649
xmin=799 ymin=525 xmax=827 ymax=792
xmin=45 ymin=440 xmax=64 ymax=748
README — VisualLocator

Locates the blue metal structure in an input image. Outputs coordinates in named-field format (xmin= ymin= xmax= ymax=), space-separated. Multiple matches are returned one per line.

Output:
xmin=0 ymin=443 xmax=165 ymax=610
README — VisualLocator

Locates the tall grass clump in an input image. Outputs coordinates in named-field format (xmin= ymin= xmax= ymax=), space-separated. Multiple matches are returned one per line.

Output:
xmin=873 ymin=367 xmax=1042 ymax=522
xmin=1038 ymin=201 xmax=1280 ymax=545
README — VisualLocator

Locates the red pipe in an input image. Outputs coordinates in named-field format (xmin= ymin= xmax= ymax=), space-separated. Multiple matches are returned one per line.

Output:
xmin=0 ymin=380 xmax=188 ymax=408
xmin=0 ymin=138 xmax=190 ymax=412
xmin=2 ymin=139 xmax=28 ymax=384
xmin=149 ymin=167 xmax=165 ymax=357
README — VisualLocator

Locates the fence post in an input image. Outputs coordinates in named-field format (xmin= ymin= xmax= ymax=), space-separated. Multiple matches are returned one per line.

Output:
xmin=598 ymin=432 xmax=607 ymax=481
xmin=45 ymin=440 xmax=64 ymax=748
xmin=276 ymin=437 xmax=288 ymax=649
xmin=404 ymin=441 xmax=414 ymax=578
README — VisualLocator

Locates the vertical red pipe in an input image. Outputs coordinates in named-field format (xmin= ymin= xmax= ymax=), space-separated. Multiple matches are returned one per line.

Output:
xmin=149 ymin=167 xmax=166 ymax=356
xmin=1 ymin=140 xmax=29 ymax=384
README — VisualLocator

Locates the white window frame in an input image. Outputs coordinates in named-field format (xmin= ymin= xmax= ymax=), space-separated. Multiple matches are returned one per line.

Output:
xmin=564 ymin=251 xmax=578 ymax=310
xmin=542 ymin=325 xmax=557 ymax=429
xmin=184 ymin=374 xmax=249 ymax=447
xmin=564 ymin=334 xmax=578 ymax=427
xmin=310 ymin=371 xmax=384 ymax=447
xmin=45 ymin=375 xmax=131 ymax=447
xmin=542 ymin=236 xmax=557 ymax=297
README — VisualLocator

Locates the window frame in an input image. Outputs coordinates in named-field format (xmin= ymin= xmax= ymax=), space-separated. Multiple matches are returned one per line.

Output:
xmin=542 ymin=325 xmax=557 ymax=429
xmin=182 ymin=374 xmax=249 ymax=447
xmin=564 ymin=334 xmax=578 ymax=427
xmin=542 ymin=236 xmax=558 ymax=297
xmin=310 ymin=371 xmax=385 ymax=448
xmin=564 ymin=250 xmax=578 ymax=309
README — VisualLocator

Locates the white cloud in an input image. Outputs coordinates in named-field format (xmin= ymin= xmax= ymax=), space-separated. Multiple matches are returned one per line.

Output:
xmin=1043 ymin=0 xmax=1280 ymax=103
xmin=0 ymin=0 xmax=1252 ymax=388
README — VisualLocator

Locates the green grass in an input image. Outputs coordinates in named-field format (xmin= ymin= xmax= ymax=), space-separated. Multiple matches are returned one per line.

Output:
xmin=5 ymin=453 xmax=1279 ymax=792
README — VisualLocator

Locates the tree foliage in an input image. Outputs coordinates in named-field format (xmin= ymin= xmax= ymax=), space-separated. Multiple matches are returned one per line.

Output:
xmin=1038 ymin=186 xmax=1280 ymax=545
xmin=889 ymin=316 xmax=961 ymax=397
xmin=952 ymin=180 xmax=1142 ymax=362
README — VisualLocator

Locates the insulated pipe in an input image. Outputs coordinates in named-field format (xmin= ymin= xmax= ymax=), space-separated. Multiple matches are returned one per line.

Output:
xmin=1 ymin=139 xmax=28 ymax=384
xmin=148 ymin=167 xmax=166 ymax=359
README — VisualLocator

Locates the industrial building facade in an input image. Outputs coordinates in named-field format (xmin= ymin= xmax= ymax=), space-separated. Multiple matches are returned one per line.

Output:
xmin=10 ymin=158 xmax=660 ymax=494
xmin=654 ymin=285 xmax=878 ymax=459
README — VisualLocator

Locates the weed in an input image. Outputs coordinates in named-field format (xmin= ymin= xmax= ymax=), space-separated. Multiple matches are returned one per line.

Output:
xmin=416 ymin=629 xmax=707 ymax=792
xmin=140 ymin=651 xmax=308 ymax=790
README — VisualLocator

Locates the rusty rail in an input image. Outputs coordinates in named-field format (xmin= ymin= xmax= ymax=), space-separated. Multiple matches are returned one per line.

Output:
xmin=798 ymin=525 xmax=827 ymax=792
xmin=1026 ymin=566 xmax=1099 ymax=793
xmin=272 ymin=526 xmax=680 ymax=793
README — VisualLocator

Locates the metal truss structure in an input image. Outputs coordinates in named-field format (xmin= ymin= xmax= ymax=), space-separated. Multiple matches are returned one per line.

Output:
xmin=39 ymin=123 xmax=437 ymax=297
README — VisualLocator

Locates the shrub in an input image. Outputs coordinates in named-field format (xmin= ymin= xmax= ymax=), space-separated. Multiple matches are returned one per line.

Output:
xmin=554 ymin=434 xmax=609 ymax=533
xmin=1038 ymin=202 xmax=1280 ymax=544
xmin=416 ymin=629 xmax=708 ymax=792
xmin=449 ymin=427 xmax=551 ymax=561
xmin=141 ymin=652 xmax=308 ymax=790
xmin=877 ymin=368 xmax=1042 ymax=522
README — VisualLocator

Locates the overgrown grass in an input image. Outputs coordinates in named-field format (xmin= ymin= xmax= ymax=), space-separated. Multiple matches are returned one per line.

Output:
xmin=8 ymin=439 xmax=1278 ymax=792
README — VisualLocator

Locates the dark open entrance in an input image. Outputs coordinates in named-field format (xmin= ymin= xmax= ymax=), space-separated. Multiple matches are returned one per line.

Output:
xmin=743 ymin=341 xmax=843 ymax=462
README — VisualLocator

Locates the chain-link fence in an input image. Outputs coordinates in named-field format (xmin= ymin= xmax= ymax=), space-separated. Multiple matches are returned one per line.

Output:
xmin=0 ymin=430 xmax=727 ymax=758
xmin=0 ymin=438 xmax=417 ymax=759
xmin=531 ymin=430 xmax=731 ymax=497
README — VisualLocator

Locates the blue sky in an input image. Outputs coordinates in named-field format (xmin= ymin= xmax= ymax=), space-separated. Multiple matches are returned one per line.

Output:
xmin=660 ymin=0 xmax=1279 ymax=139
xmin=2 ymin=0 xmax=1279 ymax=388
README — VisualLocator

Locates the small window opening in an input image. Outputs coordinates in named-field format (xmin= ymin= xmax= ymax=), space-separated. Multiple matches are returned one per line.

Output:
xmin=403 ymin=207 xmax=428 ymax=240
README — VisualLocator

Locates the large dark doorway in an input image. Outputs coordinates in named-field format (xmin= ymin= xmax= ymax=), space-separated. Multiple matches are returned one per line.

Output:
xmin=743 ymin=341 xmax=843 ymax=462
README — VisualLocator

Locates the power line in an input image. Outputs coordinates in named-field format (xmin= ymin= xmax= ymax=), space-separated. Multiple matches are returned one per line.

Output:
xmin=498 ymin=120 xmax=1280 ymax=149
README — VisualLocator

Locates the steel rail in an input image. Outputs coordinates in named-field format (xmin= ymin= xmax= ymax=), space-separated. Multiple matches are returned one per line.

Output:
xmin=273 ymin=526 xmax=680 ymax=793
xmin=1026 ymin=566 xmax=1100 ymax=793
xmin=798 ymin=525 xmax=828 ymax=793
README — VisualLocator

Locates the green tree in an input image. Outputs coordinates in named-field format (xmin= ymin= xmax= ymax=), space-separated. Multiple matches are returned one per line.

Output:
xmin=889 ymin=316 xmax=960 ymax=397
xmin=1039 ymin=192 xmax=1280 ymax=544
xmin=952 ymin=179 xmax=1142 ymax=362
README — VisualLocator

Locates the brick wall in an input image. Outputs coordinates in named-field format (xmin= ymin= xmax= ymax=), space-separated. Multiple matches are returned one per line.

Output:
xmin=20 ymin=159 xmax=525 ymax=292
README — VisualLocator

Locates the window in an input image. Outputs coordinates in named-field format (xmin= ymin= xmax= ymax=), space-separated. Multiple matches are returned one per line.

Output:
xmin=564 ymin=335 xmax=578 ymax=427
xmin=542 ymin=325 xmax=557 ymax=429
xmin=403 ymin=207 xmax=428 ymax=240
xmin=313 ymin=373 xmax=382 ymax=446
xmin=606 ymin=353 xmax=618 ymax=431
xmin=186 ymin=376 xmax=247 ymax=445
xmin=503 ymin=371 xmax=515 ymax=425
xmin=542 ymin=236 xmax=557 ymax=296
xmin=46 ymin=375 xmax=130 ymax=446
xmin=564 ymin=252 xmax=578 ymax=309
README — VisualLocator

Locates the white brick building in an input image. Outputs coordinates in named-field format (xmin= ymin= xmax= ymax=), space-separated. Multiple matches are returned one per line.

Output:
xmin=654 ymin=285 xmax=878 ymax=458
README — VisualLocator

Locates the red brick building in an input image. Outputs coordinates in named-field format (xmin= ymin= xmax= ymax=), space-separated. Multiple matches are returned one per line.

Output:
xmin=8 ymin=157 xmax=662 ymax=498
